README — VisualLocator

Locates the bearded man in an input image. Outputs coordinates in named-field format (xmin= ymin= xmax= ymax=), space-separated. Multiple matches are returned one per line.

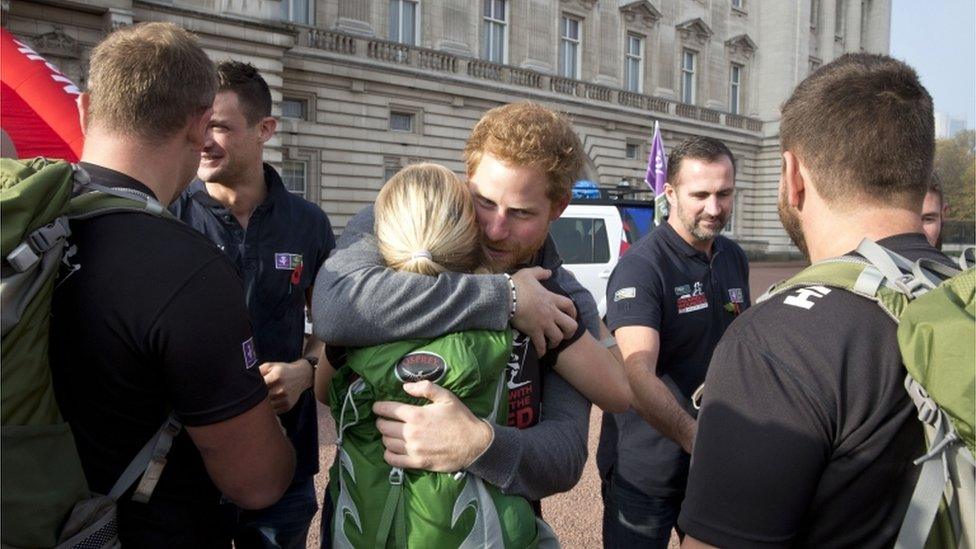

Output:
xmin=597 ymin=136 xmax=750 ymax=548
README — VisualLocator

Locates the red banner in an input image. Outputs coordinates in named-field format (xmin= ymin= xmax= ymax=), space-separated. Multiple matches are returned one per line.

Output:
xmin=1 ymin=28 xmax=84 ymax=161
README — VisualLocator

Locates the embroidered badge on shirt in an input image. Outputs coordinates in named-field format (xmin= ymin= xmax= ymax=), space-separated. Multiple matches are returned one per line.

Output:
xmin=677 ymin=294 xmax=708 ymax=314
xmin=614 ymin=287 xmax=637 ymax=302
xmin=274 ymin=253 xmax=303 ymax=270
xmin=676 ymin=281 xmax=707 ymax=314
xmin=674 ymin=284 xmax=692 ymax=296
xmin=242 ymin=337 xmax=258 ymax=369
xmin=728 ymin=288 xmax=744 ymax=304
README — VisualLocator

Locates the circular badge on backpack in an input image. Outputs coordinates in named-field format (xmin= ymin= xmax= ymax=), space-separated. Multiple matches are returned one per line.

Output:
xmin=394 ymin=351 xmax=447 ymax=383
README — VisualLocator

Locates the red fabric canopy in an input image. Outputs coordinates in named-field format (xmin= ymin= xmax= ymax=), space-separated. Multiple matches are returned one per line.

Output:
xmin=1 ymin=28 xmax=83 ymax=161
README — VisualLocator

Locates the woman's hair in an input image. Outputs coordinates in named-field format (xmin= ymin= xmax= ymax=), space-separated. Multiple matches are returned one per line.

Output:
xmin=374 ymin=163 xmax=483 ymax=276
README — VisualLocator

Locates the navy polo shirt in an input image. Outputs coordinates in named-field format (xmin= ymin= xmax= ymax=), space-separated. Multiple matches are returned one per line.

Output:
xmin=596 ymin=221 xmax=750 ymax=496
xmin=171 ymin=164 xmax=336 ymax=480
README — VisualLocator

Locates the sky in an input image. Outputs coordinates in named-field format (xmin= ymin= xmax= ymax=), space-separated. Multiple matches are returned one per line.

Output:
xmin=889 ymin=0 xmax=976 ymax=130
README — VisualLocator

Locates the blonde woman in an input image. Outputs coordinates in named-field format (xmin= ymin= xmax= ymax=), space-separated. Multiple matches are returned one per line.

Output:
xmin=316 ymin=163 xmax=630 ymax=548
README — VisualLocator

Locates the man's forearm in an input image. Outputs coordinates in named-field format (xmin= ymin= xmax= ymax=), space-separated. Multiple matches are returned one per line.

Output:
xmin=466 ymin=370 xmax=590 ymax=501
xmin=627 ymin=363 xmax=696 ymax=452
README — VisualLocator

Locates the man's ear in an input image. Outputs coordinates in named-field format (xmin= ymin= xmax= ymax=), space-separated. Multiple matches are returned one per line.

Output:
xmin=257 ymin=116 xmax=277 ymax=144
xmin=549 ymin=195 xmax=570 ymax=221
xmin=77 ymin=93 xmax=90 ymax=136
xmin=187 ymin=107 xmax=213 ymax=150
xmin=782 ymin=151 xmax=806 ymax=209
xmin=664 ymin=182 xmax=677 ymax=206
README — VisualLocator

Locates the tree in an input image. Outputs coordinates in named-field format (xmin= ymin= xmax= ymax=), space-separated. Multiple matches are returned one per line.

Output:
xmin=935 ymin=130 xmax=975 ymax=222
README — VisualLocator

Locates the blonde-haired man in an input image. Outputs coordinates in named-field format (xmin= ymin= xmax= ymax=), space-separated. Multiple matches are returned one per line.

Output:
xmin=313 ymin=101 xmax=598 ymax=539
xmin=50 ymin=22 xmax=294 ymax=547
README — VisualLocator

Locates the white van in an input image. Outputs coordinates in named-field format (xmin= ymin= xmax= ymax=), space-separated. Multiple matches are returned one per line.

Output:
xmin=550 ymin=194 xmax=656 ymax=317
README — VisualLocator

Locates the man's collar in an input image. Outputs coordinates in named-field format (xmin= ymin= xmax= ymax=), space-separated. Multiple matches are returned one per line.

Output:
xmin=78 ymin=162 xmax=160 ymax=202
xmin=659 ymin=222 xmax=723 ymax=261
xmin=191 ymin=163 xmax=285 ymax=211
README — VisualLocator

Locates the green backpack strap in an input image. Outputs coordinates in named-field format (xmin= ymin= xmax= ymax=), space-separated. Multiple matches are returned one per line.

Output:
xmin=959 ymin=246 xmax=975 ymax=271
xmin=67 ymin=164 xmax=170 ymax=220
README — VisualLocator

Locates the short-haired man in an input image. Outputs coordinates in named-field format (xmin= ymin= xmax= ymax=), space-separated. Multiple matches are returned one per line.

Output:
xmin=49 ymin=23 xmax=294 ymax=547
xmin=597 ymin=136 xmax=750 ymax=548
xmin=313 ymin=102 xmax=599 ymax=535
xmin=171 ymin=61 xmax=334 ymax=549
xmin=679 ymin=54 xmax=953 ymax=547
xmin=922 ymin=173 xmax=948 ymax=249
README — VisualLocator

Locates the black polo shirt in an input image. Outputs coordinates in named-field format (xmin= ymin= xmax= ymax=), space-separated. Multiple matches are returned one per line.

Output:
xmin=171 ymin=164 xmax=335 ymax=480
xmin=597 ymin=222 xmax=750 ymax=496
xmin=678 ymin=234 xmax=951 ymax=547
xmin=51 ymin=163 xmax=268 ymax=546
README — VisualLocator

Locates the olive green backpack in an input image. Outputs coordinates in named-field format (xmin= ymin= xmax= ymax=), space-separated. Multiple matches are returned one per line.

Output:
xmin=1 ymin=158 xmax=180 ymax=548
xmin=761 ymin=239 xmax=975 ymax=549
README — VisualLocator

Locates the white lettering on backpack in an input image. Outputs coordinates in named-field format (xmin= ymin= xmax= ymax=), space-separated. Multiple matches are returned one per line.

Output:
xmin=783 ymin=286 xmax=832 ymax=310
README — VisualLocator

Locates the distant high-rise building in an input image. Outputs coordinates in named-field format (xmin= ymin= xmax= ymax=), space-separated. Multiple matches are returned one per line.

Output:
xmin=3 ymin=0 xmax=891 ymax=258
xmin=935 ymin=111 xmax=969 ymax=139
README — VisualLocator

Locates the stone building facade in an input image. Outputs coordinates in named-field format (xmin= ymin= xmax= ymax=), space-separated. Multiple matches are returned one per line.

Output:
xmin=3 ymin=0 xmax=891 ymax=257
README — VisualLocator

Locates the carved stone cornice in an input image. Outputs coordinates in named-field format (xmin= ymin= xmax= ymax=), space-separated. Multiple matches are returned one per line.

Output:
xmin=104 ymin=7 xmax=134 ymax=31
xmin=560 ymin=0 xmax=598 ymax=12
xmin=725 ymin=33 xmax=757 ymax=59
xmin=676 ymin=18 xmax=713 ymax=48
xmin=620 ymin=1 xmax=662 ymax=27
xmin=32 ymin=28 xmax=82 ymax=59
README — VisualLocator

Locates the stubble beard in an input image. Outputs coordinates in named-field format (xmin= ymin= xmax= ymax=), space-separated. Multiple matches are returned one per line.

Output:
xmin=482 ymin=232 xmax=547 ymax=274
xmin=778 ymin=187 xmax=809 ymax=259
xmin=675 ymin=199 xmax=727 ymax=243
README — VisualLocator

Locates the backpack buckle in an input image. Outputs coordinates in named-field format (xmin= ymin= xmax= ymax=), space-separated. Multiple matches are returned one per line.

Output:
xmin=904 ymin=376 xmax=939 ymax=426
xmin=6 ymin=242 xmax=40 ymax=272
xmin=389 ymin=467 xmax=403 ymax=486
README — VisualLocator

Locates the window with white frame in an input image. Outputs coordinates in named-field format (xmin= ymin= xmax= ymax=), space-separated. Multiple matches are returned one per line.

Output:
xmin=282 ymin=159 xmax=307 ymax=198
xmin=389 ymin=0 xmax=419 ymax=45
xmin=482 ymin=0 xmax=507 ymax=63
xmin=559 ymin=15 xmax=581 ymax=79
xmin=731 ymin=0 xmax=743 ymax=9
xmin=279 ymin=0 xmax=312 ymax=25
xmin=681 ymin=50 xmax=697 ymax=104
xmin=729 ymin=64 xmax=742 ymax=114
xmin=624 ymin=33 xmax=643 ymax=93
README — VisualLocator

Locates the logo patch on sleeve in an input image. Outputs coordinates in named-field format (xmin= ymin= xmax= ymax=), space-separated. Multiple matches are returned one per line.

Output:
xmin=242 ymin=337 xmax=258 ymax=369
xmin=614 ymin=287 xmax=637 ymax=302
xmin=274 ymin=253 xmax=303 ymax=270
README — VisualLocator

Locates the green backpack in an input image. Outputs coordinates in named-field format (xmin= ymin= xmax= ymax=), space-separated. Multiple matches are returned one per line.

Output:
xmin=328 ymin=330 xmax=558 ymax=549
xmin=1 ymin=158 xmax=181 ymax=548
xmin=762 ymin=239 xmax=975 ymax=549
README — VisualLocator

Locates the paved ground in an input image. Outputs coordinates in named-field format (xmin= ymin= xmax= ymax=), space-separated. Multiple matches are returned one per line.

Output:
xmin=306 ymin=261 xmax=808 ymax=548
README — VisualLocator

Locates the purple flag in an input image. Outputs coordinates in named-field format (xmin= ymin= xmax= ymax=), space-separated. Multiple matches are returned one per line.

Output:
xmin=645 ymin=121 xmax=669 ymax=225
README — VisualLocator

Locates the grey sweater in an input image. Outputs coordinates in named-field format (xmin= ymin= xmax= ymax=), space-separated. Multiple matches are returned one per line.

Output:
xmin=311 ymin=205 xmax=598 ymax=500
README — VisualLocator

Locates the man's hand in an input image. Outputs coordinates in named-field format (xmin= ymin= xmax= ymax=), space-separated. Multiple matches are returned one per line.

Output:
xmin=259 ymin=359 xmax=314 ymax=414
xmin=510 ymin=267 xmax=578 ymax=356
xmin=373 ymin=381 xmax=493 ymax=472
